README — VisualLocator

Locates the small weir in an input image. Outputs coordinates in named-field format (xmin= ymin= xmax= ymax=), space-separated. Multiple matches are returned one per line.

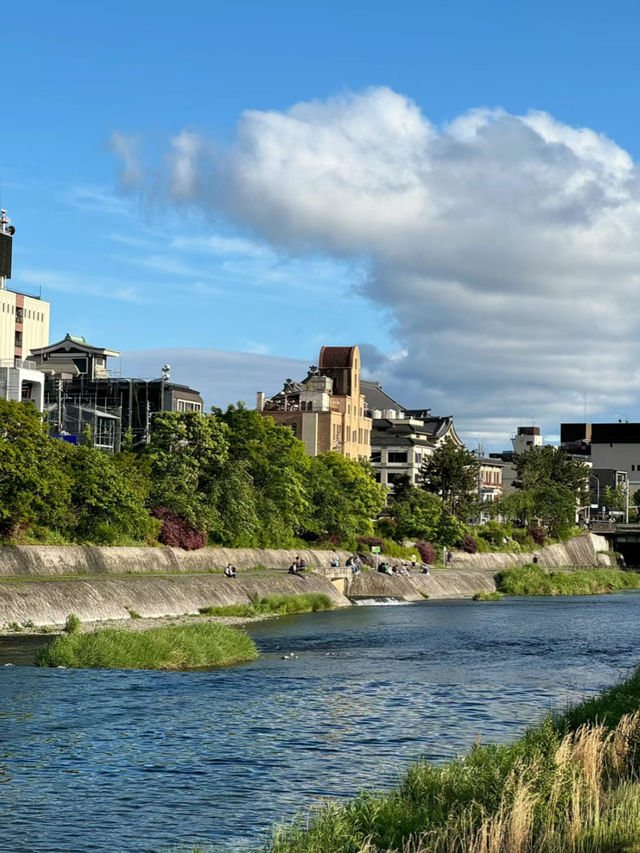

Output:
xmin=349 ymin=595 xmax=409 ymax=606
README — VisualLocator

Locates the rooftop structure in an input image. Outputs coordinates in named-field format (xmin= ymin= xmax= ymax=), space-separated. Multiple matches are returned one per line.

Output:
xmin=258 ymin=345 xmax=371 ymax=459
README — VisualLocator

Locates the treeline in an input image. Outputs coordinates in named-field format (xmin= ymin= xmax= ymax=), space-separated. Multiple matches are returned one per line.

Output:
xmin=0 ymin=401 xmax=386 ymax=548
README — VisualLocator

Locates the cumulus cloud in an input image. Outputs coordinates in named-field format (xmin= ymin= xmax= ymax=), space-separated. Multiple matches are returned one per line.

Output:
xmin=113 ymin=87 xmax=640 ymax=442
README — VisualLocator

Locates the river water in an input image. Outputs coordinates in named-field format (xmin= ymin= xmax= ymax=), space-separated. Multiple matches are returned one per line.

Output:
xmin=1 ymin=594 xmax=640 ymax=853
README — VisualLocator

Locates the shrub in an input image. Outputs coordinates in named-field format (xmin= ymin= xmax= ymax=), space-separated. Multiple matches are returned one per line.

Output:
xmin=357 ymin=536 xmax=384 ymax=549
xmin=151 ymin=507 xmax=206 ymax=550
xmin=64 ymin=613 xmax=82 ymax=634
xmin=461 ymin=534 xmax=478 ymax=554
xmin=416 ymin=540 xmax=436 ymax=565
xmin=529 ymin=526 xmax=546 ymax=546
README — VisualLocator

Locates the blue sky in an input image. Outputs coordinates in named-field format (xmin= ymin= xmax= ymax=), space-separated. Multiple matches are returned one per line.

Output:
xmin=4 ymin=1 xmax=640 ymax=447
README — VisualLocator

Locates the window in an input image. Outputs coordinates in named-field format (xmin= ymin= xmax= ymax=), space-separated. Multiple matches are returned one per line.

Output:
xmin=374 ymin=471 xmax=381 ymax=482
xmin=415 ymin=452 xmax=422 ymax=464
xmin=371 ymin=450 xmax=381 ymax=463
xmin=176 ymin=399 xmax=203 ymax=412
xmin=346 ymin=426 xmax=351 ymax=442
xmin=388 ymin=451 xmax=408 ymax=464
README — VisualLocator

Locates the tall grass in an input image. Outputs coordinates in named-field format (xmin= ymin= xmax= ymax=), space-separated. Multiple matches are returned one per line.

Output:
xmin=35 ymin=623 xmax=258 ymax=670
xmin=252 ymin=666 xmax=640 ymax=853
xmin=199 ymin=593 xmax=334 ymax=619
xmin=498 ymin=564 xmax=640 ymax=596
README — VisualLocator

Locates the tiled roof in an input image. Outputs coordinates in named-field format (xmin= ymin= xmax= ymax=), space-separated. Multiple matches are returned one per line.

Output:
xmin=361 ymin=379 xmax=406 ymax=413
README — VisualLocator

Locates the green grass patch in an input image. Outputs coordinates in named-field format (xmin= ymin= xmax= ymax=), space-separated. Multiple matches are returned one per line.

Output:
xmin=497 ymin=564 xmax=640 ymax=596
xmin=472 ymin=590 xmax=503 ymax=601
xmin=199 ymin=593 xmax=334 ymax=619
xmin=35 ymin=622 xmax=258 ymax=670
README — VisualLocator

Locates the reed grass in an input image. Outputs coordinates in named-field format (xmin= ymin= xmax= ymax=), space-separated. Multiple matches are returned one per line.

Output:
xmin=497 ymin=564 xmax=640 ymax=597
xmin=251 ymin=665 xmax=640 ymax=853
xmin=199 ymin=593 xmax=334 ymax=619
xmin=35 ymin=622 xmax=258 ymax=670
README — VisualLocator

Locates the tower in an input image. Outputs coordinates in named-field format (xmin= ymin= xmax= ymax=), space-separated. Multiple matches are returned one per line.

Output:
xmin=0 ymin=209 xmax=15 ymax=290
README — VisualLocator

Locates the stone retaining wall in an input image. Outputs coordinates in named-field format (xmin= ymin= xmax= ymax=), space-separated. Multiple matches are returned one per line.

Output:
xmin=0 ymin=573 xmax=351 ymax=628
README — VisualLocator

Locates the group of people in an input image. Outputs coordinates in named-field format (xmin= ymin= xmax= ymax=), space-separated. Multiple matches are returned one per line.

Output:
xmin=288 ymin=556 xmax=308 ymax=575
xmin=224 ymin=563 xmax=237 ymax=578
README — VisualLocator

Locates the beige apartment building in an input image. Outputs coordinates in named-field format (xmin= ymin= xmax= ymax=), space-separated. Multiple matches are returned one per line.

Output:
xmin=258 ymin=345 xmax=371 ymax=459
xmin=0 ymin=288 xmax=50 ymax=361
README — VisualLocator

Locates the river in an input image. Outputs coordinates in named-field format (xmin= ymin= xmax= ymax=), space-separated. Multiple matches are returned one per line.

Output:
xmin=1 ymin=593 xmax=639 ymax=852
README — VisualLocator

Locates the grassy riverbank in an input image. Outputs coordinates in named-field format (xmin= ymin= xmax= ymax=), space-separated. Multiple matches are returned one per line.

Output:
xmin=35 ymin=623 xmax=258 ymax=670
xmin=199 ymin=593 xmax=334 ymax=619
xmin=242 ymin=666 xmax=640 ymax=853
xmin=497 ymin=564 xmax=640 ymax=596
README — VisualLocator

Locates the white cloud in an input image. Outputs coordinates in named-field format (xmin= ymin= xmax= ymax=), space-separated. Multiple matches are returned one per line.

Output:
xmin=113 ymin=87 xmax=640 ymax=443
xmin=108 ymin=132 xmax=142 ymax=190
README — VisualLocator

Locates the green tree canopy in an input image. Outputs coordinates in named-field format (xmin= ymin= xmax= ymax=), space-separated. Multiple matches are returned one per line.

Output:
xmin=67 ymin=444 xmax=159 ymax=544
xmin=420 ymin=438 xmax=479 ymax=518
xmin=514 ymin=445 xmax=589 ymax=502
xmin=146 ymin=411 xmax=229 ymax=534
xmin=0 ymin=400 xmax=72 ymax=539
xmin=305 ymin=453 xmax=385 ymax=543
xmin=390 ymin=486 xmax=442 ymax=543
xmin=216 ymin=404 xmax=311 ymax=547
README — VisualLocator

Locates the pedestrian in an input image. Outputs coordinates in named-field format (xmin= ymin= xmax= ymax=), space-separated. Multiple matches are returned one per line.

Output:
xmin=224 ymin=563 xmax=236 ymax=578
xmin=411 ymin=553 xmax=417 ymax=570
xmin=446 ymin=549 xmax=452 ymax=567
xmin=330 ymin=556 xmax=339 ymax=568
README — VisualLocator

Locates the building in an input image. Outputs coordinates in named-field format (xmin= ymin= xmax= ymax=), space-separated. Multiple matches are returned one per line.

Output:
xmin=258 ymin=345 xmax=371 ymax=458
xmin=561 ymin=422 xmax=640 ymax=512
xmin=31 ymin=334 xmax=203 ymax=450
xmin=0 ymin=209 xmax=49 ymax=410
xmin=359 ymin=379 xmax=462 ymax=489
xmin=489 ymin=426 xmax=545 ymax=494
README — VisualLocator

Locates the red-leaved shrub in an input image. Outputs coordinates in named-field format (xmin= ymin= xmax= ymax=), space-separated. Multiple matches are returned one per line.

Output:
xmin=461 ymin=534 xmax=478 ymax=554
xmin=416 ymin=540 xmax=436 ymax=565
xmin=529 ymin=527 xmax=546 ymax=546
xmin=151 ymin=507 xmax=206 ymax=550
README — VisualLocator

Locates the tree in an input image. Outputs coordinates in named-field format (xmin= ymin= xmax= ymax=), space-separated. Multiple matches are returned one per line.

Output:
xmin=390 ymin=486 xmax=442 ymax=542
xmin=305 ymin=453 xmax=385 ymax=543
xmin=420 ymin=439 xmax=479 ymax=518
xmin=0 ymin=400 xmax=72 ymax=539
xmin=604 ymin=484 xmax=626 ymax=513
xmin=66 ymin=444 xmax=159 ymax=544
xmin=216 ymin=405 xmax=311 ymax=547
xmin=497 ymin=482 xmax=576 ymax=538
xmin=514 ymin=445 xmax=588 ymax=503
xmin=146 ymin=411 xmax=229 ymax=536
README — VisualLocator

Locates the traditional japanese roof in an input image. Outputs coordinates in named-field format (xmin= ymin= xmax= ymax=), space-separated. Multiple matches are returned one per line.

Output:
xmin=361 ymin=379 xmax=407 ymax=414
xmin=30 ymin=333 xmax=120 ymax=358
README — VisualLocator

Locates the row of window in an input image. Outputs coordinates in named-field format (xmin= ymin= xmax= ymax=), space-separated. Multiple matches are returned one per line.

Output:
xmin=482 ymin=471 xmax=502 ymax=484
xmin=371 ymin=450 xmax=422 ymax=465
xmin=1 ymin=303 xmax=46 ymax=322
xmin=332 ymin=423 xmax=370 ymax=445
xmin=176 ymin=399 xmax=202 ymax=412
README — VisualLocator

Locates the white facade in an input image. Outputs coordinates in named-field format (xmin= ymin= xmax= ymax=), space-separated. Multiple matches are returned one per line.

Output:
xmin=0 ymin=359 xmax=45 ymax=410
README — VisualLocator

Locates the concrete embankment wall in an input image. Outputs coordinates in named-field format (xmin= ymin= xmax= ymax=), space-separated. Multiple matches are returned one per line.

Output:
xmin=0 ymin=546 xmax=353 ymax=578
xmin=0 ymin=573 xmax=351 ymax=628
xmin=446 ymin=533 xmax=610 ymax=571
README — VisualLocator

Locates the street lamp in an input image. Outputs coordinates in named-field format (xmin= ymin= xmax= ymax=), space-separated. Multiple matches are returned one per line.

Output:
xmin=160 ymin=364 xmax=171 ymax=412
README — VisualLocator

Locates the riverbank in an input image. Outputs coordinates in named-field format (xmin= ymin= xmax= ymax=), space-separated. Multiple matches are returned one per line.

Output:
xmin=250 ymin=665 xmax=640 ymax=853
xmin=498 ymin=564 xmax=640 ymax=596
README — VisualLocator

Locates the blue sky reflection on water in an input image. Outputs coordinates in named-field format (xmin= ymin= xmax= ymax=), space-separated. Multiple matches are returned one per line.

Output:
xmin=1 ymin=594 xmax=639 ymax=852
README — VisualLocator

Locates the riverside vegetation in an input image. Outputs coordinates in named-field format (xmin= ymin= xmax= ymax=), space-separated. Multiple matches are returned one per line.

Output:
xmin=199 ymin=593 xmax=333 ymax=619
xmin=204 ymin=666 xmax=640 ymax=853
xmin=497 ymin=564 xmax=640 ymax=596
xmin=35 ymin=623 xmax=258 ymax=670
xmin=0 ymin=399 xmax=592 ymax=558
